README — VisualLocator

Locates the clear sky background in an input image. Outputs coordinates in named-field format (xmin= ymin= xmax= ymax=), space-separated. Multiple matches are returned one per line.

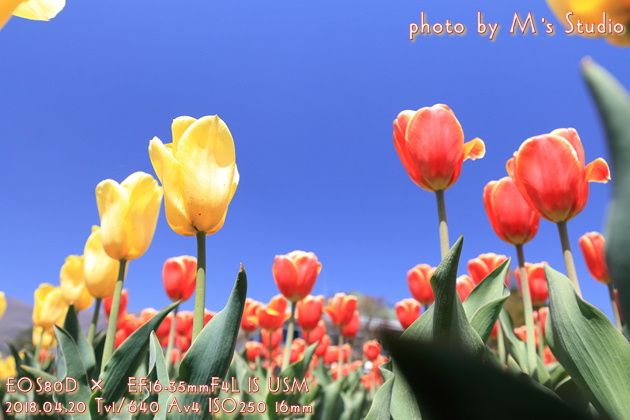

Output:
xmin=0 ymin=1 xmax=627 ymax=322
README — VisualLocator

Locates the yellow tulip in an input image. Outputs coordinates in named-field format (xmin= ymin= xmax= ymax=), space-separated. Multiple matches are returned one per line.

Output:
xmin=32 ymin=326 xmax=56 ymax=349
xmin=83 ymin=226 xmax=120 ymax=298
xmin=0 ymin=291 xmax=6 ymax=320
xmin=545 ymin=0 xmax=630 ymax=45
xmin=59 ymin=255 xmax=94 ymax=311
xmin=1 ymin=0 xmax=65 ymax=30
xmin=149 ymin=115 xmax=239 ymax=236
xmin=0 ymin=353 xmax=16 ymax=381
xmin=32 ymin=284 xmax=68 ymax=330
xmin=95 ymin=172 xmax=163 ymax=261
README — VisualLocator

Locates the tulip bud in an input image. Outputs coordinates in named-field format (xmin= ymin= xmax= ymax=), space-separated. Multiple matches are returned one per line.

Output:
xmin=241 ymin=298 xmax=262 ymax=332
xmin=60 ymin=255 xmax=94 ymax=312
xmin=579 ymin=232 xmax=611 ymax=284
xmin=33 ymin=284 xmax=68 ymax=330
xmin=395 ymin=298 xmax=421 ymax=330
xmin=323 ymin=293 xmax=358 ymax=328
xmin=456 ymin=275 xmax=475 ymax=301
xmin=258 ymin=295 xmax=290 ymax=331
xmin=363 ymin=340 xmax=381 ymax=362
xmin=272 ymin=251 xmax=322 ymax=303
xmin=467 ymin=253 xmax=509 ymax=285
xmin=83 ymin=226 xmax=120 ymax=299
xmin=315 ymin=334 xmax=330 ymax=357
xmin=407 ymin=264 xmax=436 ymax=306
xmin=296 ymin=295 xmax=324 ymax=332
xmin=246 ymin=341 xmax=263 ymax=362
xmin=163 ymin=255 xmax=197 ymax=302
xmin=149 ymin=115 xmax=239 ymax=236
xmin=515 ymin=263 xmax=549 ymax=307
xmin=96 ymin=172 xmax=163 ymax=261
xmin=306 ymin=320 xmax=327 ymax=345
xmin=341 ymin=310 xmax=360 ymax=339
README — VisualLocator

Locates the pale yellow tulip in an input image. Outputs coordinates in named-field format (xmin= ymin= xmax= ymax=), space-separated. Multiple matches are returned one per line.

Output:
xmin=1 ymin=0 xmax=65 ymax=30
xmin=0 ymin=353 xmax=16 ymax=381
xmin=32 ymin=326 xmax=56 ymax=349
xmin=32 ymin=284 xmax=68 ymax=330
xmin=149 ymin=115 xmax=239 ymax=236
xmin=59 ymin=255 xmax=94 ymax=311
xmin=83 ymin=226 xmax=120 ymax=298
xmin=96 ymin=172 xmax=163 ymax=261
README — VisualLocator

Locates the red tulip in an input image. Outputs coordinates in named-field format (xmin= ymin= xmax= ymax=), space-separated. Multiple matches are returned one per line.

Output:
xmin=536 ymin=307 xmax=548 ymax=338
xmin=261 ymin=328 xmax=283 ymax=351
xmin=515 ymin=263 xmax=549 ymax=307
xmin=290 ymin=338 xmax=306 ymax=364
xmin=306 ymin=320 xmax=326 ymax=345
xmin=245 ymin=341 xmax=263 ymax=362
xmin=342 ymin=343 xmax=352 ymax=363
xmin=104 ymin=289 xmax=128 ymax=319
xmin=407 ymin=264 xmax=436 ymax=306
xmin=483 ymin=177 xmax=540 ymax=245
xmin=578 ymin=232 xmax=611 ymax=285
xmin=241 ymin=298 xmax=262 ymax=332
xmin=155 ymin=313 xmax=173 ymax=341
xmin=456 ymin=275 xmax=475 ymax=301
xmin=296 ymin=295 xmax=324 ymax=332
xmin=162 ymin=255 xmax=197 ymax=302
xmin=341 ymin=310 xmax=360 ymax=339
xmin=323 ymin=293 xmax=358 ymax=328
xmin=614 ymin=289 xmax=625 ymax=324
xmin=204 ymin=309 xmax=215 ymax=326
xmin=507 ymin=128 xmax=610 ymax=222
xmin=395 ymin=298 xmax=421 ymax=329
xmin=324 ymin=345 xmax=339 ymax=365
xmin=363 ymin=340 xmax=381 ymax=362
xmin=393 ymin=104 xmax=485 ymax=192
xmin=315 ymin=334 xmax=330 ymax=357
xmin=258 ymin=295 xmax=290 ymax=331
xmin=514 ymin=325 xmax=540 ymax=347
xmin=273 ymin=251 xmax=322 ymax=302
xmin=467 ymin=253 xmax=509 ymax=285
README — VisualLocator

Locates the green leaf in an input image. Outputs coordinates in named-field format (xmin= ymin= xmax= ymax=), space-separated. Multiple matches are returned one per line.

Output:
xmin=430 ymin=236 xmax=485 ymax=356
xmin=400 ymin=304 xmax=433 ymax=341
xmin=390 ymin=360 xmax=422 ymax=420
xmin=499 ymin=309 xmax=527 ymax=370
xmin=386 ymin=337 xmax=590 ymax=420
xmin=62 ymin=305 xmax=96 ymax=377
xmin=582 ymin=59 xmax=630 ymax=327
xmin=463 ymin=259 xmax=511 ymax=342
xmin=147 ymin=332 xmax=170 ymax=420
xmin=545 ymin=265 xmax=630 ymax=419
xmin=312 ymin=378 xmax=345 ymax=420
xmin=54 ymin=325 xmax=93 ymax=420
xmin=363 ymin=364 xmax=394 ymax=420
xmin=170 ymin=265 xmax=247 ymax=419
xmin=90 ymin=300 xmax=179 ymax=416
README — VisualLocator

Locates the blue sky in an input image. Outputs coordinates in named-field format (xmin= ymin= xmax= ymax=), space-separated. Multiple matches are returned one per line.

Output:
xmin=0 ymin=1 xmax=627 ymax=322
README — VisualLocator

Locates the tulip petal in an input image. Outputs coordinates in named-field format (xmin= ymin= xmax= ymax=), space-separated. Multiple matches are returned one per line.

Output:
xmin=463 ymin=137 xmax=486 ymax=161
xmin=84 ymin=226 xmax=119 ymax=299
xmin=12 ymin=0 xmax=64 ymax=21
xmin=551 ymin=128 xmax=585 ymax=166
xmin=177 ymin=116 xmax=238 ymax=233
xmin=585 ymin=158 xmax=611 ymax=183
xmin=0 ymin=0 xmax=23 ymax=29
xmin=171 ymin=116 xmax=197 ymax=148
xmin=149 ymin=137 xmax=195 ymax=235
xmin=123 ymin=172 xmax=162 ymax=260
xmin=393 ymin=110 xmax=423 ymax=185
xmin=96 ymin=180 xmax=129 ymax=260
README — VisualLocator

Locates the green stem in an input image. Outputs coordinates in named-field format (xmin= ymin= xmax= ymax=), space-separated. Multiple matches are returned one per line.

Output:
xmin=435 ymin=190 xmax=450 ymax=260
xmin=101 ymin=259 xmax=127 ymax=373
xmin=192 ymin=231 xmax=207 ymax=342
xmin=282 ymin=302 xmax=296 ymax=371
xmin=87 ymin=298 xmax=102 ymax=345
xmin=608 ymin=284 xmax=623 ymax=331
xmin=556 ymin=221 xmax=582 ymax=297
xmin=535 ymin=309 xmax=545 ymax=360
xmin=266 ymin=335 xmax=274 ymax=379
xmin=496 ymin=323 xmax=505 ymax=367
xmin=337 ymin=334 xmax=344 ymax=382
xmin=516 ymin=245 xmax=536 ymax=377
xmin=165 ymin=306 xmax=179 ymax=372
xmin=35 ymin=328 xmax=44 ymax=365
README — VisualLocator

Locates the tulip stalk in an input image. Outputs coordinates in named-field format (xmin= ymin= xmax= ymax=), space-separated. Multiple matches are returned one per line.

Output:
xmin=87 ymin=298 xmax=102 ymax=345
xmin=165 ymin=306 xmax=179 ymax=372
xmin=101 ymin=259 xmax=127 ymax=372
xmin=608 ymin=284 xmax=623 ymax=331
xmin=435 ymin=190 xmax=450 ymax=260
xmin=556 ymin=221 xmax=582 ymax=297
xmin=192 ymin=231 xmax=207 ymax=342
xmin=337 ymin=335 xmax=344 ymax=382
xmin=282 ymin=302 xmax=297 ymax=371
xmin=496 ymin=326 xmax=505 ymax=366
xmin=515 ymin=245 xmax=537 ymax=377
xmin=535 ymin=314 xmax=545 ymax=359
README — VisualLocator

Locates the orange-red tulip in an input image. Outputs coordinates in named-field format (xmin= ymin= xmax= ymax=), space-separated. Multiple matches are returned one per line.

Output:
xmin=323 ymin=293 xmax=358 ymax=328
xmin=261 ymin=328 xmax=283 ymax=351
xmin=306 ymin=320 xmax=327 ymax=345
xmin=273 ymin=251 xmax=322 ymax=302
xmin=163 ymin=255 xmax=197 ymax=302
xmin=407 ymin=264 xmax=436 ymax=306
xmin=515 ymin=263 xmax=549 ymax=307
xmin=579 ymin=232 xmax=611 ymax=285
xmin=535 ymin=307 xmax=548 ymax=338
xmin=467 ymin=253 xmax=509 ymax=285
xmin=395 ymin=298 xmax=421 ymax=329
xmin=315 ymin=334 xmax=330 ymax=357
xmin=204 ymin=310 xmax=215 ymax=326
xmin=104 ymin=289 xmax=128 ymax=319
xmin=507 ymin=128 xmax=610 ymax=223
xmin=296 ymin=295 xmax=324 ymax=332
xmin=363 ymin=340 xmax=381 ymax=362
xmin=245 ymin=341 xmax=263 ymax=362
xmin=176 ymin=311 xmax=194 ymax=337
xmin=258 ymin=295 xmax=290 ymax=331
xmin=241 ymin=298 xmax=262 ymax=332
xmin=341 ymin=310 xmax=360 ymax=339
xmin=393 ymin=104 xmax=485 ymax=192
xmin=483 ymin=177 xmax=540 ymax=246
xmin=456 ymin=275 xmax=475 ymax=301
xmin=514 ymin=325 xmax=540 ymax=347
xmin=324 ymin=345 xmax=339 ymax=365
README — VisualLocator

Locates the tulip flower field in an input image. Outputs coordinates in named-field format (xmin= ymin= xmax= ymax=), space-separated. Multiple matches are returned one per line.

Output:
xmin=2 ymin=1 xmax=630 ymax=420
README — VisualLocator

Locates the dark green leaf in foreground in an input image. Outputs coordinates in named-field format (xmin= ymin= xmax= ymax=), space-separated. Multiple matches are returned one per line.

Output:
xmin=170 ymin=265 xmax=247 ymax=419
xmin=545 ymin=266 xmax=630 ymax=419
